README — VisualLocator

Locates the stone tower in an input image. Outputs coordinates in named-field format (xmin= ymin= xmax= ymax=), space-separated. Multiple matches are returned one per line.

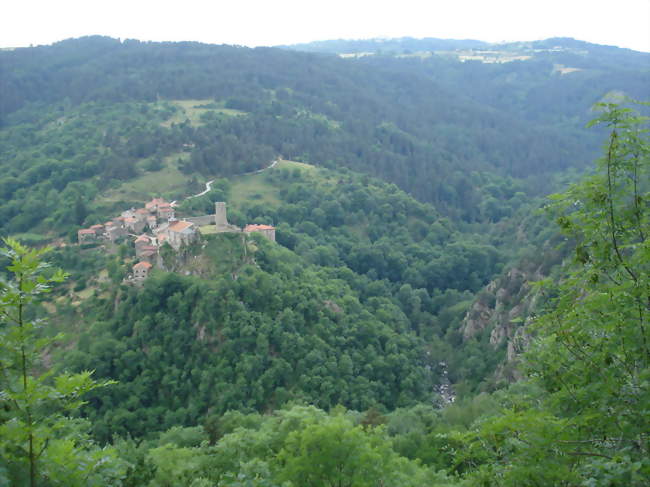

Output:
xmin=215 ymin=202 xmax=228 ymax=228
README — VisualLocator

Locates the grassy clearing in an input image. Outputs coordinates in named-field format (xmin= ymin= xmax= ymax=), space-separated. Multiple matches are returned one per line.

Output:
xmin=198 ymin=225 xmax=221 ymax=235
xmin=229 ymin=173 xmax=281 ymax=209
xmin=229 ymin=159 xmax=322 ymax=210
xmin=10 ymin=232 xmax=52 ymax=244
xmin=276 ymin=159 xmax=319 ymax=173
xmin=97 ymin=153 xmax=192 ymax=205
xmin=160 ymin=99 xmax=246 ymax=127
xmin=296 ymin=110 xmax=341 ymax=130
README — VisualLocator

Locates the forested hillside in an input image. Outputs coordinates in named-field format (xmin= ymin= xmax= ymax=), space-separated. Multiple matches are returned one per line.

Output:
xmin=45 ymin=162 xmax=524 ymax=442
xmin=0 ymin=36 xmax=648 ymax=485
xmin=3 ymin=35 xmax=647 ymax=233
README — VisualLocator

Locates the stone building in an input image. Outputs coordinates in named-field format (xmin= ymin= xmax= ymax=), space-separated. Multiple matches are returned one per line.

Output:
xmin=157 ymin=203 xmax=175 ymax=220
xmin=135 ymin=208 xmax=150 ymax=222
xmin=124 ymin=216 xmax=146 ymax=234
xmin=146 ymin=215 xmax=157 ymax=229
xmin=105 ymin=223 xmax=127 ymax=242
xmin=146 ymin=197 xmax=166 ymax=212
xmin=77 ymin=229 xmax=96 ymax=243
xmin=90 ymin=224 xmax=105 ymax=236
xmin=215 ymin=202 xmax=228 ymax=228
xmin=243 ymin=224 xmax=276 ymax=242
xmin=134 ymin=234 xmax=152 ymax=255
xmin=139 ymin=246 xmax=158 ymax=263
xmin=167 ymin=220 xmax=197 ymax=250
xmin=132 ymin=261 xmax=152 ymax=280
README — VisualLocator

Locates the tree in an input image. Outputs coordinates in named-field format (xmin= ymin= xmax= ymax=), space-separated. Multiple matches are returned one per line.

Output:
xmin=461 ymin=101 xmax=650 ymax=485
xmin=73 ymin=195 xmax=88 ymax=226
xmin=277 ymin=414 xmax=442 ymax=487
xmin=532 ymin=101 xmax=649 ymax=481
xmin=0 ymin=238 xmax=124 ymax=486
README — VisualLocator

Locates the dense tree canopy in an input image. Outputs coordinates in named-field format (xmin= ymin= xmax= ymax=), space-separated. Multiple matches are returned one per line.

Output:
xmin=1 ymin=35 xmax=649 ymax=485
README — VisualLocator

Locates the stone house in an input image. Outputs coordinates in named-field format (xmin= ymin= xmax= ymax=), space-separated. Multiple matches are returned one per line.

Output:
xmin=243 ymin=224 xmax=276 ymax=242
xmin=78 ymin=228 xmax=96 ymax=243
xmin=135 ymin=208 xmax=150 ymax=222
xmin=105 ymin=223 xmax=127 ymax=242
xmin=167 ymin=220 xmax=197 ymax=250
xmin=157 ymin=203 xmax=175 ymax=221
xmin=112 ymin=216 xmax=125 ymax=226
xmin=139 ymin=246 xmax=158 ymax=263
xmin=134 ymin=234 xmax=152 ymax=254
xmin=121 ymin=209 xmax=136 ymax=219
xmin=124 ymin=216 xmax=146 ymax=234
xmin=146 ymin=215 xmax=157 ymax=229
xmin=132 ymin=261 xmax=152 ymax=280
xmin=146 ymin=197 xmax=166 ymax=212
xmin=90 ymin=224 xmax=105 ymax=236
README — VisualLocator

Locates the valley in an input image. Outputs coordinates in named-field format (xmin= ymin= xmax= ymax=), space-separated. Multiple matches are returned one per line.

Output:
xmin=0 ymin=35 xmax=648 ymax=486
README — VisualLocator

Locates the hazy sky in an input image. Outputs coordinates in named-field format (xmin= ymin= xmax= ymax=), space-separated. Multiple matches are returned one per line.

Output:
xmin=3 ymin=0 xmax=650 ymax=52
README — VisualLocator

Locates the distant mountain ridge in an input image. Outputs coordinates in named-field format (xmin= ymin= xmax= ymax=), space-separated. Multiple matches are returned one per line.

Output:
xmin=281 ymin=36 xmax=650 ymax=59
xmin=279 ymin=36 xmax=489 ymax=54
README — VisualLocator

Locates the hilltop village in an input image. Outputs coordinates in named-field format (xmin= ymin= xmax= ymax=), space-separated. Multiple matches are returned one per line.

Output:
xmin=77 ymin=198 xmax=275 ymax=283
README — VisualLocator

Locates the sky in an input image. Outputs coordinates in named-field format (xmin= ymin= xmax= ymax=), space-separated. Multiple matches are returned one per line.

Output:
xmin=2 ymin=0 xmax=650 ymax=52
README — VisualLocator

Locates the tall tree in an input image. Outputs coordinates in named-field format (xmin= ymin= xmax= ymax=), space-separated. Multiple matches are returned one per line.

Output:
xmin=0 ymin=238 xmax=124 ymax=486
xmin=460 ymin=101 xmax=650 ymax=485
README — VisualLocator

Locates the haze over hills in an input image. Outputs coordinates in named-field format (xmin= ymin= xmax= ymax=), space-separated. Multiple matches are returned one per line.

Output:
xmin=0 ymin=35 xmax=648 ymax=485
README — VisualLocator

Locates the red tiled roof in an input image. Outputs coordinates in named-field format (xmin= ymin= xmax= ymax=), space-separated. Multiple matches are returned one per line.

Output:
xmin=169 ymin=221 xmax=194 ymax=232
xmin=136 ymin=208 xmax=149 ymax=214
xmin=135 ymin=234 xmax=150 ymax=243
xmin=133 ymin=261 xmax=152 ymax=270
xmin=78 ymin=229 xmax=95 ymax=234
xmin=90 ymin=224 xmax=104 ymax=230
xmin=244 ymin=224 xmax=275 ymax=232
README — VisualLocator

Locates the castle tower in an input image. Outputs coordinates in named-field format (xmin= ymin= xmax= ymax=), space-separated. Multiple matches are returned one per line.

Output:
xmin=215 ymin=202 xmax=228 ymax=228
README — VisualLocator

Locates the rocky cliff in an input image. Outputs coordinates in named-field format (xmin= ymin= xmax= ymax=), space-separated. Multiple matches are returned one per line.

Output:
xmin=460 ymin=265 xmax=544 ymax=369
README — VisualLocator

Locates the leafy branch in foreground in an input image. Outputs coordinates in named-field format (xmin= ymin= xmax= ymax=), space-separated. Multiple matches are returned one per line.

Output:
xmin=533 ymin=101 xmax=649 ymax=460
xmin=0 ymin=238 xmax=125 ymax=486
xmin=459 ymin=101 xmax=649 ymax=486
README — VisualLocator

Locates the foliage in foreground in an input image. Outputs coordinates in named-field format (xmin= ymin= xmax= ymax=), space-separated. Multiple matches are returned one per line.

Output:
xmin=458 ymin=102 xmax=650 ymax=485
xmin=111 ymin=404 xmax=452 ymax=487
xmin=0 ymin=239 xmax=125 ymax=485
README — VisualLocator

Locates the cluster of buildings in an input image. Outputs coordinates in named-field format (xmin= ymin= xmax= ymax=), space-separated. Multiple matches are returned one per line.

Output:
xmin=77 ymin=198 xmax=276 ymax=283
xmin=77 ymin=198 xmax=176 ymax=244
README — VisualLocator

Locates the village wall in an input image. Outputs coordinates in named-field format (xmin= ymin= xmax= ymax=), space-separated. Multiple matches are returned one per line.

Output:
xmin=183 ymin=215 xmax=215 ymax=226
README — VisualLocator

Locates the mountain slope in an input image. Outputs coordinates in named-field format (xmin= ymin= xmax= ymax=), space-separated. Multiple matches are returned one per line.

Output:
xmin=4 ymin=36 xmax=644 ymax=231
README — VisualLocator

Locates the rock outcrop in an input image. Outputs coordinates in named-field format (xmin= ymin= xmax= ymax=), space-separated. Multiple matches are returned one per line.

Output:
xmin=460 ymin=266 xmax=543 ymax=364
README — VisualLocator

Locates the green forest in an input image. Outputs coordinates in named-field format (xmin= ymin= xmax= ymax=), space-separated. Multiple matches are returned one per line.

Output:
xmin=0 ymin=37 xmax=649 ymax=485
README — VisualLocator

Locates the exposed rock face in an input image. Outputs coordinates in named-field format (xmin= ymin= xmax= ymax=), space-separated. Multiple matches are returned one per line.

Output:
xmin=460 ymin=266 xmax=543 ymax=363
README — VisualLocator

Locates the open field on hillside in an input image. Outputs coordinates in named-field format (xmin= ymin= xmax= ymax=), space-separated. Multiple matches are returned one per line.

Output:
xmin=229 ymin=159 xmax=320 ymax=210
xmin=160 ymin=99 xmax=246 ymax=127
xmin=97 ymin=153 xmax=194 ymax=205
